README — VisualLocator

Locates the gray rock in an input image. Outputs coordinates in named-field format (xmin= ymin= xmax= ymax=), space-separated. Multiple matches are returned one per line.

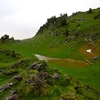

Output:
xmin=89 ymin=38 xmax=92 ymax=42
xmin=93 ymin=56 xmax=98 ymax=60
xmin=0 ymin=69 xmax=5 ymax=75
xmin=29 ymin=62 xmax=47 ymax=71
xmin=11 ymin=75 xmax=23 ymax=81
xmin=37 ymin=71 xmax=50 ymax=80
xmin=24 ymin=76 xmax=46 ymax=90
xmin=57 ymin=98 xmax=64 ymax=100
xmin=84 ymin=38 xmax=88 ymax=42
xmin=0 ymin=83 xmax=13 ymax=92
xmin=5 ymin=90 xmax=19 ymax=100
xmin=52 ymin=73 xmax=60 ymax=79
xmin=51 ymin=31 xmax=57 ymax=36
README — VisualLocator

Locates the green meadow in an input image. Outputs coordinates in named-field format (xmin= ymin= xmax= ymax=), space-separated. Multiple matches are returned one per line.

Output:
xmin=0 ymin=8 xmax=100 ymax=100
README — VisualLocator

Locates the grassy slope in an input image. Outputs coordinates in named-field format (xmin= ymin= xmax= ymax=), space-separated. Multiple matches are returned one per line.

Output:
xmin=0 ymin=8 xmax=100 ymax=99
xmin=26 ymin=8 xmax=100 ymax=92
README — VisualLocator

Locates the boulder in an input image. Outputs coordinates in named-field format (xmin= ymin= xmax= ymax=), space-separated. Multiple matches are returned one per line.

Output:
xmin=29 ymin=62 xmax=47 ymax=71
xmin=11 ymin=75 xmax=23 ymax=81
xmin=52 ymin=73 xmax=60 ymax=79
xmin=5 ymin=90 xmax=19 ymax=100
xmin=0 ymin=83 xmax=13 ymax=92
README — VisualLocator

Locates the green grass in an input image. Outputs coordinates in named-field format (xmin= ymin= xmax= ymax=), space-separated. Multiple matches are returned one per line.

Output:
xmin=47 ymin=61 xmax=100 ymax=92
xmin=0 ymin=7 xmax=100 ymax=100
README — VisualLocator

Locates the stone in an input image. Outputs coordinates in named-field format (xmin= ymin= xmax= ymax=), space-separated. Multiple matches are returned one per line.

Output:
xmin=85 ymin=38 xmax=88 ymax=42
xmin=5 ymin=90 xmax=19 ymax=100
xmin=93 ymin=56 xmax=98 ymax=60
xmin=29 ymin=62 xmax=47 ymax=71
xmin=57 ymin=98 xmax=64 ymax=100
xmin=24 ymin=76 xmax=46 ymax=90
xmin=51 ymin=31 xmax=57 ymax=36
xmin=52 ymin=73 xmax=60 ymax=79
xmin=35 ymin=72 xmax=51 ymax=85
xmin=89 ymin=38 xmax=92 ymax=42
xmin=0 ymin=69 xmax=5 ymax=75
xmin=11 ymin=75 xmax=23 ymax=81
xmin=37 ymin=71 xmax=50 ymax=80
xmin=0 ymin=83 xmax=13 ymax=92
xmin=86 ymin=49 xmax=92 ymax=53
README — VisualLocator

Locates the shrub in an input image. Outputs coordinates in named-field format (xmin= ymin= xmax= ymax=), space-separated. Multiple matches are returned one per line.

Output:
xmin=11 ymin=50 xmax=16 ymax=57
xmin=47 ymin=16 xmax=57 ymax=24
xmin=63 ymin=28 xmax=69 ymax=36
xmin=60 ymin=18 xmax=66 ymax=26
xmin=87 ymin=8 xmax=93 ymax=14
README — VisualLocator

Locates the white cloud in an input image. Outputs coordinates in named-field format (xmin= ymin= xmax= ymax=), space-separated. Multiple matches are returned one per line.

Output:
xmin=0 ymin=0 xmax=100 ymax=39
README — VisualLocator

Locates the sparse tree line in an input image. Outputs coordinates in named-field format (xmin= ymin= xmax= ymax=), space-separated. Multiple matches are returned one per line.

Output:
xmin=37 ymin=7 xmax=100 ymax=39
xmin=37 ymin=13 xmax=68 ymax=34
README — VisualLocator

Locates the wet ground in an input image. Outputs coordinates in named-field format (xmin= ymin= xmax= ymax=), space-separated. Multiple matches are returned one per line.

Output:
xmin=35 ymin=54 xmax=89 ymax=68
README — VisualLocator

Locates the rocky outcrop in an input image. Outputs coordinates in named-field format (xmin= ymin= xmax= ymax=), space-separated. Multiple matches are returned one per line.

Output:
xmin=24 ymin=75 xmax=47 ymax=90
xmin=29 ymin=62 xmax=47 ymax=71
xmin=37 ymin=71 xmax=50 ymax=80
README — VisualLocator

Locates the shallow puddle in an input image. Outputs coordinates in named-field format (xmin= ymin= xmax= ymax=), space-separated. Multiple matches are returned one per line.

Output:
xmin=35 ymin=54 xmax=89 ymax=68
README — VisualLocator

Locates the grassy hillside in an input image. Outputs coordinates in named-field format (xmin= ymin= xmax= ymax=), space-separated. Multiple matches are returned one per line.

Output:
xmin=0 ymin=8 xmax=100 ymax=100
xmin=27 ymin=7 xmax=100 ymax=92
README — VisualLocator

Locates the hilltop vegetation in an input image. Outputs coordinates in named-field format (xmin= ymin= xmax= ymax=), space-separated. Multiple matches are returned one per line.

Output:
xmin=0 ymin=8 xmax=100 ymax=100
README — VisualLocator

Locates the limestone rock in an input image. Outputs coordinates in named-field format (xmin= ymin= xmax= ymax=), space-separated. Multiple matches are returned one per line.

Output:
xmin=5 ymin=90 xmax=19 ymax=100
xmin=29 ymin=62 xmax=47 ymax=71
xmin=0 ymin=83 xmax=13 ymax=92
xmin=52 ymin=73 xmax=60 ymax=79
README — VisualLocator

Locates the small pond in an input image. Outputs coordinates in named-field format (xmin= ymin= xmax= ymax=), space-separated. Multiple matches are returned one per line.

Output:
xmin=35 ymin=54 xmax=89 ymax=68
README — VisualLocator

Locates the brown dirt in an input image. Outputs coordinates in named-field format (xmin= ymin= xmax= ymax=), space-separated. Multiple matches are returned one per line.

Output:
xmin=78 ymin=42 xmax=100 ymax=61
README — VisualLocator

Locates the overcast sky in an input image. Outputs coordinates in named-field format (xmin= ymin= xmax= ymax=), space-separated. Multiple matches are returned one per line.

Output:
xmin=0 ymin=0 xmax=100 ymax=39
